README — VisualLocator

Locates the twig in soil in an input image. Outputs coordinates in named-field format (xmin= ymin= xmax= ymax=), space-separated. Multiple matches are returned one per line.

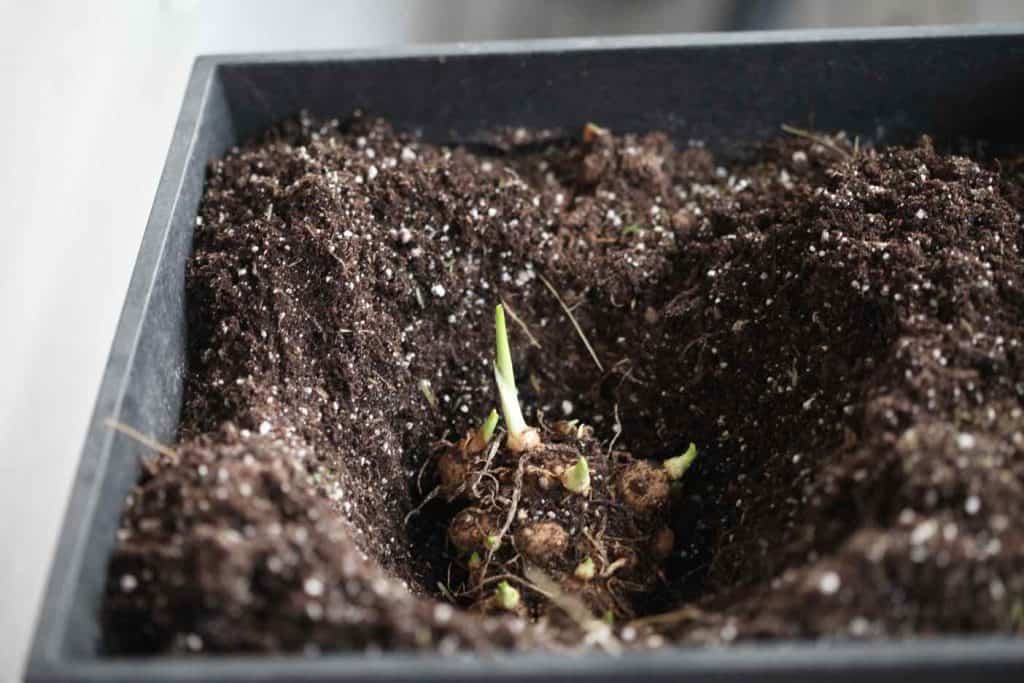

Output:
xmin=780 ymin=124 xmax=852 ymax=160
xmin=436 ymin=581 xmax=458 ymax=603
xmin=537 ymin=273 xmax=604 ymax=372
xmin=524 ymin=565 xmax=621 ymax=654
xmin=625 ymin=605 xmax=705 ymax=629
xmin=304 ymin=224 xmax=345 ymax=265
xmin=612 ymin=358 xmax=649 ymax=388
xmin=459 ymin=571 xmax=554 ymax=600
xmin=103 ymin=418 xmax=177 ymax=458
xmin=499 ymin=298 xmax=542 ymax=349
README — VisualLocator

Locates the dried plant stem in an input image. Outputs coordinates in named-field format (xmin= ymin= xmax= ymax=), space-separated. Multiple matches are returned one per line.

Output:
xmin=103 ymin=418 xmax=176 ymax=458
xmin=538 ymin=273 xmax=604 ymax=372
xmin=780 ymin=124 xmax=851 ymax=159
xmin=500 ymin=298 xmax=542 ymax=349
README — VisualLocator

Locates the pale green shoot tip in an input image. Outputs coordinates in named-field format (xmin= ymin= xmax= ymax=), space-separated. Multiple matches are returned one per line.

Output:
xmin=664 ymin=442 xmax=698 ymax=481
xmin=494 ymin=304 xmax=537 ymax=450
xmin=480 ymin=409 xmax=499 ymax=444
xmin=495 ymin=580 xmax=521 ymax=611
xmin=574 ymin=557 xmax=596 ymax=581
xmin=561 ymin=456 xmax=591 ymax=495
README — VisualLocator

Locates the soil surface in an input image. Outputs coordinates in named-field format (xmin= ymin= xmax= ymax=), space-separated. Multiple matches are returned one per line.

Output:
xmin=103 ymin=112 xmax=1024 ymax=654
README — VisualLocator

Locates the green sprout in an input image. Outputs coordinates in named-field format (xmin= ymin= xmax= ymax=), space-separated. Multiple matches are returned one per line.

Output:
xmin=561 ymin=455 xmax=591 ymax=495
xmin=602 ymin=610 xmax=615 ymax=625
xmin=574 ymin=557 xmax=596 ymax=581
xmin=484 ymin=534 xmax=501 ymax=551
xmin=494 ymin=304 xmax=540 ymax=452
xmin=663 ymin=442 xmax=698 ymax=481
xmin=468 ymin=552 xmax=481 ymax=571
xmin=480 ymin=409 xmax=499 ymax=444
xmin=495 ymin=580 xmax=521 ymax=611
xmin=467 ymin=408 xmax=500 ymax=452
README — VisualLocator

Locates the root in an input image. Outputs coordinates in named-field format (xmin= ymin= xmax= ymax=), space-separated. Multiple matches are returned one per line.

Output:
xmin=602 ymin=557 xmax=629 ymax=578
xmin=582 ymin=519 xmax=610 ymax=569
xmin=538 ymin=273 xmax=604 ymax=372
xmin=604 ymin=577 xmax=636 ymax=618
xmin=469 ymin=436 xmax=503 ymax=500
xmin=607 ymin=403 xmax=623 ymax=455
xmin=481 ymin=456 xmax=526 ymax=579
xmin=403 ymin=485 xmax=441 ymax=526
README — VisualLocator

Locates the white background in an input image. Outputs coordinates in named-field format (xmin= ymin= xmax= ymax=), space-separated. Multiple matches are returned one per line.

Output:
xmin=2 ymin=1 xmax=1022 ymax=680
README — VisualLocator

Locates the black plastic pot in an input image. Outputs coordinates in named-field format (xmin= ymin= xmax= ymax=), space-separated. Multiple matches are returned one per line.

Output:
xmin=26 ymin=25 xmax=1024 ymax=682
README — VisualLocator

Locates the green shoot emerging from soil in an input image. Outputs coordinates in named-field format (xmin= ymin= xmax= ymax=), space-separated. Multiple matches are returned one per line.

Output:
xmin=574 ymin=557 xmax=596 ymax=581
xmin=435 ymin=299 xmax=702 ymax=625
xmin=663 ymin=442 xmax=698 ymax=480
xmin=466 ymin=408 xmax=500 ymax=453
xmin=495 ymin=580 xmax=521 ymax=611
xmin=480 ymin=409 xmax=499 ymax=443
xmin=494 ymin=304 xmax=541 ymax=452
xmin=561 ymin=456 xmax=591 ymax=495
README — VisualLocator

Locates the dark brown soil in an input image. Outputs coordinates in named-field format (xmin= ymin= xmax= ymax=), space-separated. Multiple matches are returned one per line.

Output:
xmin=102 ymin=111 xmax=1024 ymax=654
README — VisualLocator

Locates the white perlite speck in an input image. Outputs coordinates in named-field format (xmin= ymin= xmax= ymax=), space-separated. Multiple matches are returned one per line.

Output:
xmin=965 ymin=495 xmax=981 ymax=515
xmin=819 ymin=571 xmax=841 ymax=595
xmin=304 ymin=577 xmax=324 ymax=597
xmin=430 ymin=284 xmax=446 ymax=298
xmin=259 ymin=420 xmax=272 ymax=435
xmin=910 ymin=519 xmax=938 ymax=545
xmin=956 ymin=432 xmax=976 ymax=450
xmin=849 ymin=617 xmax=870 ymax=637
xmin=120 ymin=574 xmax=138 ymax=592
xmin=434 ymin=604 xmax=453 ymax=624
